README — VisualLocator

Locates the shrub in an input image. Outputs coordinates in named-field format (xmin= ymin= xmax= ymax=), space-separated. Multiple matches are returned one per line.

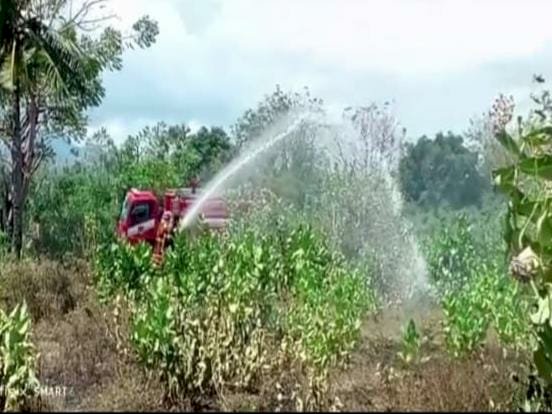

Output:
xmin=426 ymin=214 xmax=530 ymax=355
xmin=96 ymin=223 xmax=375 ymax=409
xmin=491 ymin=89 xmax=552 ymax=407
xmin=441 ymin=262 xmax=530 ymax=356
xmin=94 ymin=241 xmax=155 ymax=303
xmin=0 ymin=303 xmax=40 ymax=411
xmin=426 ymin=214 xmax=479 ymax=294
xmin=398 ymin=319 xmax=421 ymax=364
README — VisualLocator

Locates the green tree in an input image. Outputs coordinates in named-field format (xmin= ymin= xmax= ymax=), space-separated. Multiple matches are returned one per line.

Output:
xmin=399 ymin=132 xmax=489 ymax=209
xmin=114 ymin=122 xmax=232 ymax=192
xmin=0 ymin=0 xmax=158 ymax=257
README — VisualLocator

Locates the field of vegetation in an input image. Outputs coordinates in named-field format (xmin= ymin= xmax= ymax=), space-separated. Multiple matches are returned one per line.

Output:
xmin=2 ymin=1 xmax=552 ymax=412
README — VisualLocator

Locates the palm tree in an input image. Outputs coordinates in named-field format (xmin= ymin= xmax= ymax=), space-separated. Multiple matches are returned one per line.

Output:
xmin=0 ymin=0 xmax=85 ymax=257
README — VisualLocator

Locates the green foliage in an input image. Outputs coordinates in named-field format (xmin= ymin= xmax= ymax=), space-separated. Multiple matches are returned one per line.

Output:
xmin=492 ymin=272 xmax=531 ymax=348
xmin=0 ymin=0 xmax=159 ymax=257
xmin=492 ymin=84 xmax=552 ymax=403
xmin=424 ymin=213 xmax=530 ymax=356
xmin=281 ymin=226 xmax=373 ymax=372
xmin=398 ymin=319 xmax=421 ymax=364
xmin=95 ymin=241 xmax=155 ymax=303
xmin=0 ymin=230 xmax=8 ymax=260
xmin=0 ymin=303 xmax=40 ymax=411
xmin=441 ymin=263 xmax=529 ymax=357
xmin=441 ymin=268 xmax=492 ymax=357
xmin=96 ymin=223 xmax=375 ymax=408
xmin=29 ymin=166 xmax=118 ymax=257
xmin=115 ymin=123 xmax=232 ymax=188
xmin=399 ymin=132 xmax=490 ymax=209
xmin=426 ymin=214 xmax=479 ymax=293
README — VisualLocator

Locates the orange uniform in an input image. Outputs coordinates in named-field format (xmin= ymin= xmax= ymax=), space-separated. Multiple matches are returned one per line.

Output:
xmin=153 ymin=212 xmax=174 ymax=266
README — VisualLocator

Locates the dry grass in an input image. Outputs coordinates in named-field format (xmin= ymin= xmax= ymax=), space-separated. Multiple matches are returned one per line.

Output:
xmin=34 ymin=292 xmax=169 ymax=411
xmin=75 ymin=364 xmax=169 ymax=412
xmin=0 ymin=258 xmax=88 ymax=322
xmin=34 ymin=300 xmax=117 ymax=408
xmin=0 ymin=258 xmax=167 ymax=411
xmin=333 ymin=342 xmax=525 ymax=411
xmin=331 ymin=306 xmax=529 ymax=412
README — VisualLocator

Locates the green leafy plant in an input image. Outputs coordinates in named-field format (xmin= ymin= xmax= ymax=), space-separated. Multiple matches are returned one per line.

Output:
xmin=441 ymin=261 xmax=529 ymax=356
xmin=491 ymin=85 xmax=552 ymax=408
xmin=0 ymin=231 xmax=8 ymax=261
xmin=0 ymin=303 xmax=40 ymax=411
xmin=441 ymin=283 xmax=490 ymax=357
xmin=426 ymin=213 xmax=479 ymax=294
xmin=94 ymin=240 xmax=155 ymax=303
xmin=398 ymin=319 xmax=421 ymax=364
xmin=97 ymin=222 xmax=375 ymax=409
xmin=426 ymin=213 xmax=530 ymax=355
xmin=490 ymin=270 xmax=531 ymax=349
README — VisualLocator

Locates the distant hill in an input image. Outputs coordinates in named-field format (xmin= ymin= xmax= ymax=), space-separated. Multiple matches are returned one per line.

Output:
xmin=1 ymin=138 xmax=107 ymax=170
xmin=50 ymin=138 xmax=108 ymax=167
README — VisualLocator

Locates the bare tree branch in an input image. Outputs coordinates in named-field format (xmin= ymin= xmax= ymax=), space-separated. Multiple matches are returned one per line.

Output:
xmin=46 ymin=0 xmax=68 ymax=29
xmin=60 ymin=0 xmax=108 ymax=30
xmin=73 ymin=13 xmax=117 ymax=31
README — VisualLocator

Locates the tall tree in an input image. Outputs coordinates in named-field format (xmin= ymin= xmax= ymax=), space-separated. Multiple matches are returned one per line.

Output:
xmin=399 ymin=132 xmax=489 ymax=209
xmin=0 ymin=0 xmax=158 ymax=257
xmin=113 ymin=122 xmax=232 ymax=195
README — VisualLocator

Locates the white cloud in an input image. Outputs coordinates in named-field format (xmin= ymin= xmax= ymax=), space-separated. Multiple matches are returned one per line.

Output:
xmin=87 ymin=0 xmax=552 ymax=142
xmin=201 ymin=0 xmax=552 ymax=76
xmin=175 ymin=0 xmax=222 ymax=35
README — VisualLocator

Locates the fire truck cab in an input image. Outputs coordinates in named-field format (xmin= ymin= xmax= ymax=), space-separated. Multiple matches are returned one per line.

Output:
xmin=117 ymin=189 xmax=161 ymax=246
xmin=116 ymin=185 xmax=229 ymax=247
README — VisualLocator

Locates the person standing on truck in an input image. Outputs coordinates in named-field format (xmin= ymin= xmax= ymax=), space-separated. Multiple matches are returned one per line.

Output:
xmin=190 ymin=176 xmax=199 ymax=194
xmin=163 ymin=210 xmax=175 ymax=248
xmin=153 ymin=210 xmax=174 ymax=265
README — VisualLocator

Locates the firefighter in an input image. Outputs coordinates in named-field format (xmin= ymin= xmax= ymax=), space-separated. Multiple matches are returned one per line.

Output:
xmin=189 ymin=176 xmax=199 ymax=194
xmin=161 ymin=211 xmax=174 ymax=242
xmin=163 ymin=210 xmax=175 ymax=248
xmin=153 ymin=211 xmax=174 ymax=265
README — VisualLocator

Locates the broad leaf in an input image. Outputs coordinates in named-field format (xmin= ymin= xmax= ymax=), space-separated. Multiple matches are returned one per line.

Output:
xmin=523 ymin=126 xmax=552 ymax=147
xmin=519 ymin=155 xmax=552 ymax=180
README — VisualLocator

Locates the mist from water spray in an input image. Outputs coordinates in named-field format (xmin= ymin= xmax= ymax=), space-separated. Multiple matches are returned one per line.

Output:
xmin=314 ymin=112 xmax=431 ymax=304
xmin=179 ymin=106 xmax=431 ymax=305
xmin=180 ymin=113 xmax=314 ymax=229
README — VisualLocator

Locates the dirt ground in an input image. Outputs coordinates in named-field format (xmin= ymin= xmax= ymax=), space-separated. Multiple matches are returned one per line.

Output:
xmin=34 ymin=298 xmax=528 ymax=412
xmin=331 ymin=303 xmax=528 ymax=412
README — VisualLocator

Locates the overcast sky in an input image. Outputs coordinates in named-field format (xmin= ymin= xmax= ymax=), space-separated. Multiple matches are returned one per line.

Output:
xmin=87 ymin=0 xmax=552 ymax=143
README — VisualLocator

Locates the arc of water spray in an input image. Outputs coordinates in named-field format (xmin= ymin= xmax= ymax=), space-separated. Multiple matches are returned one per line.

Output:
xmin=179 ymin=113 xmax=312 ymax=230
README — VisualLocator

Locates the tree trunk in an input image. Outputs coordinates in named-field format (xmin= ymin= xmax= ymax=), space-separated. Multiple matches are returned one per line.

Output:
xmin=1 ymin=192 xmax=12 ymax=235
xmin=21 ymin=94 xmax=40 ymax=206
xmin=10 ymin=76 xmax=23 ymax=258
